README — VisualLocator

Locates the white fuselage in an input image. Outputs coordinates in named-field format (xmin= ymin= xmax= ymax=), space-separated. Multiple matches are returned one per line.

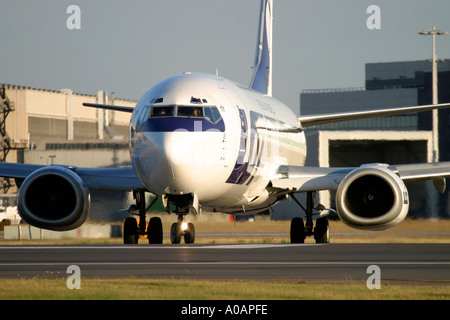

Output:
xmin=130 ymin=73 xmax=306 ymax=214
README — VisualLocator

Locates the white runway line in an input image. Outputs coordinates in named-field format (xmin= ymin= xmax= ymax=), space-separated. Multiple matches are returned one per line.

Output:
xmin=1 ymin=261 xmax=449 ymax=267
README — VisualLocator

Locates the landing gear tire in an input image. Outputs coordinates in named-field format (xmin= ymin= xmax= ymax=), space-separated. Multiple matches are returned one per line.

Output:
xmin=123 ymin=217 xmax=138 ymax=244
xmin=184 ymin=223 xmax=195 ymax=244
xmin=290 ymin=217 xmax=305 ymax=243
xmin=148 ymin=217 xmax=163 ymax=244
xmin=314 ymin=217 xmax=330 ymax=244
xmin=170 ymin=221 xmax=196 ymax=244
xmin=170 ymin=222 xmax=182 ymax=244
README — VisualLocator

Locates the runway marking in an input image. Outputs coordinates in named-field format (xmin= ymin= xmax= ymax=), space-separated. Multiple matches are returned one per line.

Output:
xmin=1 ymin=261 xmax=449 ymax=267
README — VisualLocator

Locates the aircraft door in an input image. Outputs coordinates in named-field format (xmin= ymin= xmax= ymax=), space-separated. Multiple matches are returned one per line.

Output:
xmin=225 ymin=107 xmax=250 ymax=185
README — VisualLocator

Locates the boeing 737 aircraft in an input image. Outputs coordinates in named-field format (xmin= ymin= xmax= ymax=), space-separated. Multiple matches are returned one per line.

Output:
xmin=2 ymin=0 xmax=450 ymax=244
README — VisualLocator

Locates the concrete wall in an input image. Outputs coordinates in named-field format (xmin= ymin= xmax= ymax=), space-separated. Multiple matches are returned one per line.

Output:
xmin=25 ymin=149 xmax=131 ymax=167
xmin=4 ymin=223 xmax=120 ymax=240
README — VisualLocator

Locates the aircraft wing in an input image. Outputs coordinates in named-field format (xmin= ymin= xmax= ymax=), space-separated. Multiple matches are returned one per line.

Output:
xmin=0 ymin=162 xmax=45 ymax=179
xmin=0 ymin=163 xmax=144 ymax=191
xmin=70 ymin=167 xmax=144 ymax=191
xmin=270 ymin=161 xmax=450 ymax=194
xmin=389 ymin=162 xmax=450 ymax=193
xmin=388 ymin=162 xmax=450 ymax=181
xmin=83 ymin=103 xmax=134 ymax=113
xmin=270 ymin=165 xmax=353 ymax=192
xmin=298 ymin=103 xmax=450 ymax=127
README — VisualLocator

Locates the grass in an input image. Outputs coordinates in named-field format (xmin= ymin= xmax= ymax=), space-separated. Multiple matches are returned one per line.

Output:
xmin=1 ymin=278 xmax=449 ymax=300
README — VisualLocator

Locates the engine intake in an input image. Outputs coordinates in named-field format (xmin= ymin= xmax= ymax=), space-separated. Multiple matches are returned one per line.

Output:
xmin=335 ymin=164 xmax=409 ymax=230
xmin=17 ymin=167 xmax=90 ymax=231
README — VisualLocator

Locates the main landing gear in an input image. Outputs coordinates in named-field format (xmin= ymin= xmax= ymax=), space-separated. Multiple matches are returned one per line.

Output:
xmin=123 ymin=189 xmax=163 ymax=244
xmin=289 ymin=191 xmax=330 ymax=244
xmin=122 ymin=189 xmax=196 ymax=245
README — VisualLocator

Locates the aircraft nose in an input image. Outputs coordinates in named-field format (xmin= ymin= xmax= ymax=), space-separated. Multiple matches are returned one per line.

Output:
xmin=135 ymin=131 xmax=202 ymax=195
xmin=138 ymin=130 xmax=224 ymax=196
xmin=160 ymin=132 xmax=207 ymax=192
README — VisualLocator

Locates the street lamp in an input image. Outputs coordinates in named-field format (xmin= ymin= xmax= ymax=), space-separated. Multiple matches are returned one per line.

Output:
xmin=61 ymin=88 xmax=74 ymax=141
xmin=419 ymin=26 xmax=448 ymax=163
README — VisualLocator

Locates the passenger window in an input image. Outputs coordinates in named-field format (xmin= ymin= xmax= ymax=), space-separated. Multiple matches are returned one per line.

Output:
xmin=211 ymin=107 xmax=222 ymax=123
xmin=150 ymin=106 xmax=175 ymax=117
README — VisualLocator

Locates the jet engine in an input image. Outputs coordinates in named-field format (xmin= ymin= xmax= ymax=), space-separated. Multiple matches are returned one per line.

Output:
xmin=335 ymin=164 xmax=409 ymax=230
xmin=17 ymin=166 xmax=90 ymax=231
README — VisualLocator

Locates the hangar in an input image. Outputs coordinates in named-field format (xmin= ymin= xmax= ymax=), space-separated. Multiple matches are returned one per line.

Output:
xmin=304 ymin=130 xmax=433 ymax=219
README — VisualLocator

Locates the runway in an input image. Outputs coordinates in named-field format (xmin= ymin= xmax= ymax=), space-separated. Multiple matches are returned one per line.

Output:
xmin=0 ymin=243 xmax=449 ymax=281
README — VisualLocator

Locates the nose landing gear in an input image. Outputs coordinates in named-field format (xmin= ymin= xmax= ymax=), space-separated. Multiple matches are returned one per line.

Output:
xmin=170 ymin=216 xmax=196 ymax=244
xmin=123 ymin=189 xmax=196 ymax=245
xmin=166 ymin=194 xmax=197 ymax=244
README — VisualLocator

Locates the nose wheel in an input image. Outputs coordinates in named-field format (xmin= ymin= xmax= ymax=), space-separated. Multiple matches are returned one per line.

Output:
xmin=170 ymin=216 xmax=196 ymax=244
xmin=123 ymin=190 xmax=197 ymax=245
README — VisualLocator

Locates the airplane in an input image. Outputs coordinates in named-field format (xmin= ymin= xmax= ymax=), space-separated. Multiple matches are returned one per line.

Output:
xmin=2 ymin=0 xmax=450 ymax=244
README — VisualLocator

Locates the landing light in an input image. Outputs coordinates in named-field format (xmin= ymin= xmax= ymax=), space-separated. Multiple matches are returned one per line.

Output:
xmin=181 ymin=222 xmax=188 ymax=231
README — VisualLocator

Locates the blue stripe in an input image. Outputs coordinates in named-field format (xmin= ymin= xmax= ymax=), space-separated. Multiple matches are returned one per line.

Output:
xmin=138 ymin=118 xmax=225 ymax=132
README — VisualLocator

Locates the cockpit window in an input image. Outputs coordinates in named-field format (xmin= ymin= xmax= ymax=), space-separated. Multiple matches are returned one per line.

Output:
xmin=204 ymin=107 xmax=213 ymax=122
xmin=150 ymin=106 xmax=175 ymax=117
xmin=211 ymin=107 xmax=222 ymax=123
xmin=177 ymin=106 xmax=203 ymax=118
xmin=149 ymin=105 xmax=222 ymax=123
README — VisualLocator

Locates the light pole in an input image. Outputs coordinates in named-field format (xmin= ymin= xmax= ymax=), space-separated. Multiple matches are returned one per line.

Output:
xmin=419 ymin=26 xmax=448 ymax=163
xmin=61 ymin=89 xmax=74 ymax=141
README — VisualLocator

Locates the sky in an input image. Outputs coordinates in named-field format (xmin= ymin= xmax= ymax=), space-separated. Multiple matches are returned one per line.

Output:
xmin=1 ymin=0 xmax=450 ymax=115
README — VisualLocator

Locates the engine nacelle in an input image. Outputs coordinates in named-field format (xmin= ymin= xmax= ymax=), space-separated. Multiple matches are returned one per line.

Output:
xmin=17 ymin=166 xmax=90 ymax=231
xmin=335 ymin=164 xmax=409 ymax=230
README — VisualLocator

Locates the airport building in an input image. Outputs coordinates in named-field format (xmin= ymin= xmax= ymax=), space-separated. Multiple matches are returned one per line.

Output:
xmin=0 ymin=84 xmax=135 ymax=198
xmin=296 ymin=60 xmax=450 ymax=219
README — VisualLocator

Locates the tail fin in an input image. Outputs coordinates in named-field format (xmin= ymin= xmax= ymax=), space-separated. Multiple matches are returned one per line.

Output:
xmin=249 ymin=0 xmax=273 ymax=96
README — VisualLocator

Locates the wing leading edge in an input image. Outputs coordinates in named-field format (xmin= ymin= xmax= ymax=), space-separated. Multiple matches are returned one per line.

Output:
xmin=270 ymin=161 xmax=450 ymax=194
xmin=270 ymin=165 xmax=353 ymax=193
xmin=298 ymin=102 xmax=450 ymax=127
xmin=83 ymin=103 xmax=134 ymax=113
xmin=0 ymin=163 xmax=144 ymax=192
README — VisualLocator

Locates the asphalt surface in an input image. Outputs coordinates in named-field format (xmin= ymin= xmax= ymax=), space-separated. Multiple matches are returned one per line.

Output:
xmin=0 ymin=243 xmax=449 ymax=281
